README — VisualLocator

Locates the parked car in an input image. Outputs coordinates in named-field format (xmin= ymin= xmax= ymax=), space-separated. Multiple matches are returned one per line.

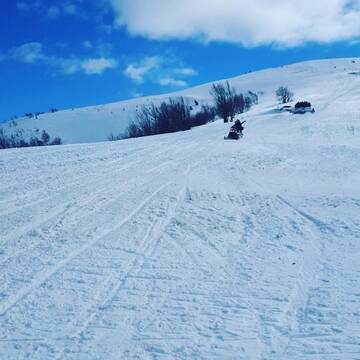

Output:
xmin=292 ymin=101 xmax=315 ymax=114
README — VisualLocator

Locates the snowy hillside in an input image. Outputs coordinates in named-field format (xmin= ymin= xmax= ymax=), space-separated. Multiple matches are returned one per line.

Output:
xmin=2 ymin=58 xmax=360 ymax=144
xmin=1 ymin=58 xmax=360 ymax=359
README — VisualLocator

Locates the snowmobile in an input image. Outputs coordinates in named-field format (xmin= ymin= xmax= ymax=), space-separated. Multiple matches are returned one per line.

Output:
xmin=224 ymin=120 xmax=246 ymax=140
xmin=224 ymin=127 xmax=242 ymax=140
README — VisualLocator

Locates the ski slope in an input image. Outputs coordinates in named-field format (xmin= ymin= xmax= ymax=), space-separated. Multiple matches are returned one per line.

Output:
xmin=1 ymin=59 xmax=360 ymax=359
xmin=2 ymin=58 xmax=360 ymax=144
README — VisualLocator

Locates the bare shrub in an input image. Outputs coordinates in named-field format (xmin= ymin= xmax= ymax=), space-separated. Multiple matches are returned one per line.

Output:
xmin=211 ymin=81 xmax=256 ymax=122
xmin=124 ymin=98 xmax=216 ymax=139
xmin=276 ymin=86 xmax=294 ymax=104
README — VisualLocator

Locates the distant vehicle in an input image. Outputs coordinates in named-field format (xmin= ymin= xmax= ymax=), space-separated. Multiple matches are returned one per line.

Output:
xmin=292 ymin=101 xmax=315 ymax=114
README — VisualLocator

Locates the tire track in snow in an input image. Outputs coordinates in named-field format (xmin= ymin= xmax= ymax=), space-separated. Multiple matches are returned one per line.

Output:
xmin=281 ymin=244 xmax=360 ymax=359
xmin=0 ymin=141 xmax=202 ymax=266
xmin=0 ymin=179 xmax=176 ymax=316
xmin=0 ymin=153 xmax=173 ymax=266
xmin=0 ymin=141 xmax=156 ymax=194
xmin=54 ymin=180 xmax=189 ymax=360
xmin=0 ymin=140 xmax=183 ymax=218
xmin=0 ymin=134 xmax=199 ymax=201
xmin=223 ymin=139 xmax=353 ymax=359
xmin=0 ymin=139 xmax=195 ymax=253
xmin=0 ymin=142 xmax=207 ymax=317
xmin=221 ymin=155 xmax=325 ymax=359
xmin=0 ymin=136 xmax=219 ymax=360
xmin=0 ymin=136 xmax=191 ymax=211
xmin=50 ymin=139 xmax=221 ymax=359
xmin=276 ymin=195 xmax=335 ymax=235
xmin=80 ymin=141 xmax=232 ymax=359
xmin=257 ymin=195 xmax=326 ymax=359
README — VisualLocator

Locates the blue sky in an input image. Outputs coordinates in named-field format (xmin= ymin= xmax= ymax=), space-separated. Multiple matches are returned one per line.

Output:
xmin=1 ymin=0 xmax=360 ymax=122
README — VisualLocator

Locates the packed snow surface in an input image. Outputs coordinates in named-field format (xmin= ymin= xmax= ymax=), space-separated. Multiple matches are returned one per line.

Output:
xmin=1 ymin=59 xmax=360 ymax=359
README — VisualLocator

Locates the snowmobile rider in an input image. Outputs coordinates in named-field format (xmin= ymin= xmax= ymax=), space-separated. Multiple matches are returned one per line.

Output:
xmin=233 ymin=119 xmax=246 ymax=134
xmin=226 ymin=119 xmax=246 ymax=139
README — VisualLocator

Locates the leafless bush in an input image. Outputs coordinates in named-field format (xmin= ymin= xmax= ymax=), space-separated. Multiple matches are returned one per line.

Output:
xmin=125 ymin=98 xmax=216 ymax=139
xmin=276 ymin=86 xmax=294 ymax=104
xmin=211 ymin=81 xmax=256 ymax=122
xmin=0 ymin=127 xmax=62 ymax=150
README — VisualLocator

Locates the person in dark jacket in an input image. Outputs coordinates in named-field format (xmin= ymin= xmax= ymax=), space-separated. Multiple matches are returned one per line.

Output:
xmin=233 ymin=119 xmax=246 ymax=134
xmin=226 ymin=119 xmax=246 ymax=140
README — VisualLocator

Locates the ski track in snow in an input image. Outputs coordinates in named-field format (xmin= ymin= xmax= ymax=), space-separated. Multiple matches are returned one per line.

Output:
xmin=1 ymin=59 xmax=360 ymax=359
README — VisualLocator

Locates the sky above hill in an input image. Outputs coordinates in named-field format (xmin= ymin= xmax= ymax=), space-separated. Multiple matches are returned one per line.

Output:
xmin=1 ymin=0 xmax=360 ymax=121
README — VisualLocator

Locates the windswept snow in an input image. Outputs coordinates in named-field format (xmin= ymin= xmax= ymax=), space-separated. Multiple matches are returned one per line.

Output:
xmin=1 ymin=58 xmax=360 ymax=359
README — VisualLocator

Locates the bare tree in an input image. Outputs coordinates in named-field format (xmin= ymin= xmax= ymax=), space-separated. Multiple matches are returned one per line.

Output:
xmin=125 ymin=98 xmax=216 ymax=139
xmin=127 ymin=121 xmax=143 ymax=138
xmin=41 ymin=130 xmax=50 ymax=145
xmin=211 ymin=82 xmax=257 ymax=122
xmin=276 ymin=86 xmax=294 ymax=104
xmin=248 ymin=90 xmax=259 ymax=104
xmin=210 ymin=81 xmax=237 ymax=123
xmin=137 ymin=104 xmax=157 ymax=135
xmin=233 ymin=93 xmax=245 ymax=115
xmin=0 ymin=127 xmax=62 ymax=150
xmin=50 ymin=137 xmax=62 ymax=145
xmin=0 ymin=129 xmax=9 ymax=149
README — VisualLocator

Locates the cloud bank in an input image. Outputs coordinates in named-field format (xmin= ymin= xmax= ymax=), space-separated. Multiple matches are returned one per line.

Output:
xmin=123 ymin=56 xmax=197 ymax=87
xmin=109 ymin=0 xmax=360 ymax=47
xmin=124 ymin=56 xmax=160 ymax=83
xmin=4 ymin=43 xmax=195 ymax=86
xmin=16 ymin=1 xmax=82 ymax=20
xmin=6 ymin=42 xmax=118 ymax=75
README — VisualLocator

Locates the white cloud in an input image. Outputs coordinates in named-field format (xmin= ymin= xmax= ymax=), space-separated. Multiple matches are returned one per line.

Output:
xmin=159 ymin=77 xmax=187 ymax=87
xmin=123 ymin=56 xmax=160 ymax=83
xmin=109 ymin=0 xmax=360 ymax=47
xmin=6 ymin=42 xmax=118 ymax=76
xmin=174 ymin=67 xmax=198 ymax=76
xmin=16 ymin=1 xmax=41 ymax=13
xmin=56 ymin=58 xmax=81 ymax=74
xmin=63 ymin=4 xmax=77 ymax=15
xmin=81 ymin=58 xmax=118 ymax=74
xmin=16 ymin=2 xmax=28 ymax=11
xmin=47 ymin=6 xmax=60 ymax=19
xmin=123 ymin=55 xmax=197 ymax=87
xmin=9 ymin=42 xmax=45 ymax=64
xmin=54 ymin=56 xmax=118 ymax=75
xmin=17 ymin=1 xmax=81 ymax=19
xmin=82 ymin=40 xmax=93 ymax=49
xmin=130 ymin=91 xmax=143 ymax=98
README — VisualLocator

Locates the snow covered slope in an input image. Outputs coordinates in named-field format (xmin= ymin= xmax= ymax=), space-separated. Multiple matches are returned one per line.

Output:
xmin=1 ymin=58 xmax=360 ymax=359
xmin=2 ymin=57 xmax=360 ymax=144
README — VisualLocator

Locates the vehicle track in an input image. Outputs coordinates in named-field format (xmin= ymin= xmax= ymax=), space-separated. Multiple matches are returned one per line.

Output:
xmin=0 ymin=140 xmax=201 ymax=251
xmin=0 ymin=140 xmax=184 ymax=216
xmin=53 ymin=177 xmax=189 ymax=360
xmin=0 ymin=140 xmax=212 ymax=317
xmin=0 ymin=151 xmax=201 ymax=279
